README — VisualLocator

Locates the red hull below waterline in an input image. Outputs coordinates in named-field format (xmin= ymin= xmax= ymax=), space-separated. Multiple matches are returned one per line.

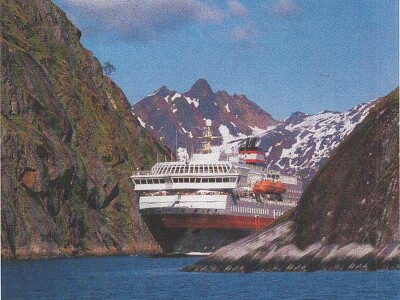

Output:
xmin=161 ymin=214 xmax=274 ymax=230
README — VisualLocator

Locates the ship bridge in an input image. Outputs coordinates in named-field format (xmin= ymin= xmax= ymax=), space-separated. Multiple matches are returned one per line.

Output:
xmin=151 ymin=161 xmax=233 ymax=175
xmin=131 ymin=160 xmax=240 ymax=191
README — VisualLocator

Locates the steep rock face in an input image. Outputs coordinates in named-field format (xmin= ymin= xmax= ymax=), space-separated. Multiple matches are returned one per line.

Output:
xmin=1 ymin=0 xmax=170 ymax=259
xmin=184 ymin=88 xmax=399 ymax=272
xmin=131 ymin=79 xmax=278 ymax=152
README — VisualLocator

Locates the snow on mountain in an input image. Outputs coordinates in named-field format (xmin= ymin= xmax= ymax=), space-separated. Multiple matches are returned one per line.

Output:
xmin=131 ymin=79 xmax=278 ymax=153
xmin=132 ymin=78 xmax=380 ymax=183
xmin=256 ymin=100 xmax=379 ymax=182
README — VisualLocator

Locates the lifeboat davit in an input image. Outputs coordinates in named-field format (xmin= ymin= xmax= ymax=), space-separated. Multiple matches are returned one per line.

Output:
xmin=253 ymin=180 xmax=286 ymax=194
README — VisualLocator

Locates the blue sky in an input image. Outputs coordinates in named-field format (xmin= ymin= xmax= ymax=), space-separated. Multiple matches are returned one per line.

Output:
xmin=54 ymin=0 xmax=398 ymax=120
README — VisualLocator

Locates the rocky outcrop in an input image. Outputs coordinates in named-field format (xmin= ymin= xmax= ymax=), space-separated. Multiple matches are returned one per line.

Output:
xmin=1 ymin=0 xmax=170 ymax=259
xmin=131 ymin=79 xmax=278 ymax=152
xmin=184 ymin=88 xmax=399 ymax=272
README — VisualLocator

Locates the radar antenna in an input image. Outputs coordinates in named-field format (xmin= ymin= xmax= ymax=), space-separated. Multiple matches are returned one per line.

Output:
xmin=201 ymin=119 xmax=221 ymax=154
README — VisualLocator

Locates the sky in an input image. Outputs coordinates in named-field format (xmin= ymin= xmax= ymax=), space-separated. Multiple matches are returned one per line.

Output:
xmin=54 ymin=0 xmax=398 ymax=120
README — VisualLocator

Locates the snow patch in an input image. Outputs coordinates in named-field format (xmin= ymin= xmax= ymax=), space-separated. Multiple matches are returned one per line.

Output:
xmin=181 ymin=126 xmax=193 ymax=138
xmin=225 ymin=103 xmax=230 ymax=112
xmin=170 ymin=92 xmax=182 ymax=101
xmin=218 ymin=125 xmax=247 ymax=146
xmin=249 ymin=126 xmax=268 ymax=137
xmin=185 ymin=96 xmax=200 ymax=108
xmin=137 ymin=117 xmax=146 ymax=127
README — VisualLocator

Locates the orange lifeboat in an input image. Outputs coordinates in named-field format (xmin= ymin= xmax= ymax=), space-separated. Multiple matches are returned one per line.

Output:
xmin=253 ymin=180 xmax=276 ymax=194
xmin=274 ymin=181 xmax=287 ymax=194
xmin=253 ymin=180 xmax=287 ymax=194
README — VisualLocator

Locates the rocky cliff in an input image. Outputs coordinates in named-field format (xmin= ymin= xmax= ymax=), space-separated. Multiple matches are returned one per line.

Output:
xmin=1 ymin=0 xmax=170 ymax=259
xmin=184 ymin=88 xmax=399 ymax=272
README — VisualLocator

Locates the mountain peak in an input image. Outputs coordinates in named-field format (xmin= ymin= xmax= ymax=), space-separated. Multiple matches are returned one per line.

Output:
xmin=154 ymin=85 xmax=170 ymax=97
xmin=184 ymin=78 xmax=214 ymax=100
xmin=284 ymin=111 xmax=308 ymax=124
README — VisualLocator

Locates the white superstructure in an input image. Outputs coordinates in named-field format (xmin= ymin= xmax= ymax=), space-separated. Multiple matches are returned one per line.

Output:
xmin=131 ymin=120 xmax=301 ymax=212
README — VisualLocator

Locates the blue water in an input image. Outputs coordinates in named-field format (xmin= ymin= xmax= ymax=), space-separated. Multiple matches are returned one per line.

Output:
xmin=2 ymin=256 xmax=399 ymax=299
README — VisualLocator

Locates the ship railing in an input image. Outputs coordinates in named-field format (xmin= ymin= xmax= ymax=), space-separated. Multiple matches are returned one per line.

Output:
xmin=132 ymin=169 xmax=240 ymax=176
xmin=263 ymin=199 xmax=298 ymax=206
xmin=132 ymin=171 xmax=152 ymax=176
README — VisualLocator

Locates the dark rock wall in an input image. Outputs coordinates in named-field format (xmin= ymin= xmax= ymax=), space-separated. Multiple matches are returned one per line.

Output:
xmin=185 ymin=88 xmax=399 ymax=272
xmin=1 ymin=0 xmax=169 ymax=259
xmin=294 ymin=88 xmax=399 ymax=249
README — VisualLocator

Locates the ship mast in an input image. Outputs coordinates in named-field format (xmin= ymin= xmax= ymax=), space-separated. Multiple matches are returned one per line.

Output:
xmin=201 ymin=119 xmax=220 ymax=154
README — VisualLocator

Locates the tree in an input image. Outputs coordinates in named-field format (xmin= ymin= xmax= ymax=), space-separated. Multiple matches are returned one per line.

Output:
xmin=103 ymin=62 xmax=116 ymax=76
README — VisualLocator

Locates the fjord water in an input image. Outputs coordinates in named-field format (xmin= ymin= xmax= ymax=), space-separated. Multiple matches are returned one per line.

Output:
xmin=2 ymin=256 xmax=399 ymax=299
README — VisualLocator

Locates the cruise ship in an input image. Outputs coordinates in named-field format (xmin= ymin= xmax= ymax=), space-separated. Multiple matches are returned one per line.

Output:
xmin=131 ymin=120 xmax=302 ymax=253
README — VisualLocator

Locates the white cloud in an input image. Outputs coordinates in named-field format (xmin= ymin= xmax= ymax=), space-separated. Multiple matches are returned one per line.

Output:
xmin=227 ymin=0 xmax=248 ymax=17
xmin=60 ymin=0 xmax=225 ymax=40
xmin=273 ymin=0 xmax=300 ymax=18
xmin=231 ymin=21 xmax=259 ymax=41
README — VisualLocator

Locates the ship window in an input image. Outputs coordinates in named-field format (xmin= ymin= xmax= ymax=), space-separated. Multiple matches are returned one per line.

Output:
xmin=216 ymin=178 xmax=222 ymax=183
xmin=209 ymin=178 xmax=215 ymax=183
xmin=223 ymin=178 xmax=229 ymax=182
xmin=159 ymin=178 xmax=165 ymax=184
xmin=184 ymin=178 xmax=189 ymax=183
xmin=172 ymin=178 xmax=178 ymax=183
xmin=195 ymin=177 xmax=201 ymax=183
xmin=134 ymin=180 xmax=139 ymax=184
xmin=189 ymin=178 xmax=195 ymax=183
